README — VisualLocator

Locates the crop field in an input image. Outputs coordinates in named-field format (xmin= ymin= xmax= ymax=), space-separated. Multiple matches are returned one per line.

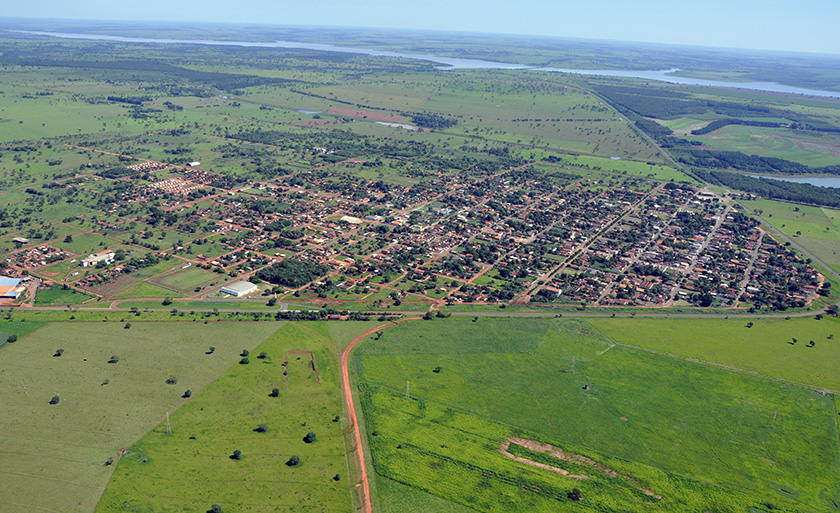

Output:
xmin=95 ymin=322 xmax=352 ymax=513
xmin=0 ymin=321 xmax=282 ymax=513
xmin=354 ymin=317 xmax=840 ymax=512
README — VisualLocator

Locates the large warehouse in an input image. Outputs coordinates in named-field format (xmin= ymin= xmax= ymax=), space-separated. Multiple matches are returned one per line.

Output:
xmin=220 ymin=281 xmax=258 ymax=297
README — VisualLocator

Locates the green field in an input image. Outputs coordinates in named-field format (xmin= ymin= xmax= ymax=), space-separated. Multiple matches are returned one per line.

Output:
xmin=33 ymin=285 xmax=95 ymax=306
xmin=691 ymin=125 xmax=840 ymax=167
xmin=354 ymin=317 xmax=840 ymax=512
xmin=0 ymin=321 xmax=282 ymax=513
xmin=589 ymin=316 xmax=840 ymax=391
xmin=741 ymin=198 xmax=840 ymax=272
xmin=96 ymin=322 xmax=352 ymax=513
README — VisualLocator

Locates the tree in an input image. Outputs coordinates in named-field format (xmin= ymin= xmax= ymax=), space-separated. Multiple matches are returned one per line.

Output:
xmin=333 ymin=474 xmax=341 ymax=481
xmin=183 ymin=390 xmax=192 ymax=398
xmin=49 ymin=395 xmax=60 ymax=405
xmin=240 ymin=349 xmax=249 ymax=357
xmin=568 ymin=488 xmax=582 ymax=501
xmin=267 ymin=298 xmax=277 ymax=307
xmin=6 ymin=334 xmax=17 ymax=344
xmin=166 ymin=376 xmax=178 ymax=385
xmin=269 ymin=388 xmax=280 ymax=397
xmin=162 ymin=297 xmax=173 ymax=306
xmin=257 ymin=351 xmax=268 ymax=359
xmin=230 ymin=450 xmax=242 ymax=460
xmin=208 ymin=505 xmax=223 ymax=513
xmin=207 ymin=346 xmax=216 ymax=354
xmin=124 ymin=322 xmax=131 ymax=329
xmin=64 ymin=235 xmax=73 ymax=243
xmin=53 ymin=348 xmax=64 ymax=357
xmin=286 ymin=455 xmax=301 ymax=467
xmin=239 ymin=357 xmax=250 ymax=365
xmin=255 ymin=423 xmax=268 ymax=433
xmin=108 ymin=355 xmax=120 ymax=364
xmin=303 ymin=432 xmax=317 ymax=443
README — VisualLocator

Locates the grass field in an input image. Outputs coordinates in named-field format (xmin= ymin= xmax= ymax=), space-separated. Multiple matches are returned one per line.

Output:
xmin=354 ymin=317 xmax=840 ymax=512
xmin=33 ymin=286 xmax=95 ymax=306
xmin=0 ymin=321 xmax=282 ymax=513
xmin=691 ymin=125 xmax=840 ymax=167
xmin=589 ymin=316 xmax=840 ymax=391
xmin=741 ymin=198 xmax=840 ymax=272
xmin=95 ymin=322 xmax=352 ymax=513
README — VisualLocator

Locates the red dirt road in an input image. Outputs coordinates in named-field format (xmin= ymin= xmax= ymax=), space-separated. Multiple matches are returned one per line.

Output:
xmin=341 ymin=318 xmax=417 ymax=513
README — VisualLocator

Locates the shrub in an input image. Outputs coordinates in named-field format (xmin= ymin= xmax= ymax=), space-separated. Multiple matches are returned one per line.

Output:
xmin=166 ymin=376 xmax=178 ymax=385
xmin=303 ymin=431 xmax=317 ymax=443
xmin=108 ymin=355 xmax=119 ymax=364
xmin=49 ymin=395 xmax=60 ymax=405
xmin=286 ymin=455 xmax=301 ymax=467
xmin=255 ymin=423 xmax=268 ymax=433
xmin=269 ymin=388 xmax=280 ymax=397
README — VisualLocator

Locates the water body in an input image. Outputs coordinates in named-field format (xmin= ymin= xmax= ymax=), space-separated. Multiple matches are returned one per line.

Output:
xmin=11 ymin=30 xmax=840 ymax=99
xmin=297 ymin=110 xmax=321 ymax=114
xmin=752 ymin=175 xmax=840 ymax=188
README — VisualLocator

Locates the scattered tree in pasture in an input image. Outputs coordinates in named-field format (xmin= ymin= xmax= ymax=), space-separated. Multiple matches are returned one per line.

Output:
xmin=49 ymin=395 xmax=60 ymax=405
xmin=568 ymin=488 xmax=582 ymax=501
xmin=166 ymin=376 xmax=178 ymax=385
xmin=239 ymin=357 xmax=250 ymax=365
xmin=207 ymin=346 xmax=215 ymax=354
xmin=183 ymin=390 xmax=192 ymax=398
xmin=286 ymin=455 xmax=301 ymax=467
xmin=162 ymin=297 xmax=173 ymax=306
xmin=333 ymin=474 xmax=341 ymax=481
xmin=6 ymin=334 xmax=17 ymax=344
xmin=53 ymin=348 xmax=64 ymax=357
xmin=303 ymin=431 xmax=317 ymax=443
xmin=108 ymin=355 xmax=119 ymax=364
xmin=269 ymin=388 xmax=280 ymax=397
xmin=257 ymin=351 xmax=268 ymax=359
xmin=208 ymin=505 xmax=223 ymax=513
xmin=124 ymin=322 xmax=131 ymax=329
xmin=240 ymin=349 xmax=249 ymax=357
xmin=230 ymin=450 xmax=242 ymax=460
xmin=433 ymin=366 xmax=443 ymax=373
xmin=255 ymin=423 xmax=268 ymax=433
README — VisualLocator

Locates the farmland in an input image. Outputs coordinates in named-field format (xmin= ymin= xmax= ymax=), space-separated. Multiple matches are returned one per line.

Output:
xmin=355 ymin=317 xmax=840 ymax=512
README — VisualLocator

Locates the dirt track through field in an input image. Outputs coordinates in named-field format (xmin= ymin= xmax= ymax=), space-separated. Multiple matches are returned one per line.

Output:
xmin=341 ymin=318 xmax=419 ymax=513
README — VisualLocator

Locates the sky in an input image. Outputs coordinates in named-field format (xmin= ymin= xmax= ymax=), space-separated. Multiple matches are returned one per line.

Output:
xmin=4 ymin=0 xmax=840 ymax=55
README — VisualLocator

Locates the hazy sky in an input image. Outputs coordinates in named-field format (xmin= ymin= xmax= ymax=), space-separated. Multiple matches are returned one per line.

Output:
xmin=5 ymin=0 xmax=839 ymax=55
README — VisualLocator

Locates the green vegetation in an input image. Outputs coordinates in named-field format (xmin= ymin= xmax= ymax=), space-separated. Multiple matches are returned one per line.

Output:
xmin=256 ymin=258 xmax=329 ymax=288
xmin=96 ymin=322 xmax=350 ymax=513
xmin=0 ymin=321 xmax=281 ymax=513
xmin=356 ymin=317 xmax=840 ymax=512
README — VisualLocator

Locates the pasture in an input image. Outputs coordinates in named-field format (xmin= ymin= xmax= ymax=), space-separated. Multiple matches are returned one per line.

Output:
xmin=0 ymin=321 xmax=282 ymax=513
xmin=95 ymin=322 xmax=352 ymax=513
xmin=354 ymin=317 xmax=840 ymax=512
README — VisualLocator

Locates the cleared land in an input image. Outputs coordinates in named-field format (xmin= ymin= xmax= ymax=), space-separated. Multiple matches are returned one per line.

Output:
xmin=0 ymin=321 xmax=281 ymax=513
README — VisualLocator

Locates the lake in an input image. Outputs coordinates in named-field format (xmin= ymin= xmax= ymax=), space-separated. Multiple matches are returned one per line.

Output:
xmin=752 ymin=175 xmax=840 ymax=188
xmin=11 ymin=30 xmax=840 ymax=99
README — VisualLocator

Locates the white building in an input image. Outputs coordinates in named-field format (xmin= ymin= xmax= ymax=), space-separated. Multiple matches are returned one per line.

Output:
xmin=221 ymin=281 xmax=258 ymax=297
xmin=80 ymin=251 xmax=115 ymax=267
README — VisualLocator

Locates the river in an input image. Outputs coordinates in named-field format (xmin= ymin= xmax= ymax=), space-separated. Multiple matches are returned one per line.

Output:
xmin=10 ymin=30 xmax=840 ymax=99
